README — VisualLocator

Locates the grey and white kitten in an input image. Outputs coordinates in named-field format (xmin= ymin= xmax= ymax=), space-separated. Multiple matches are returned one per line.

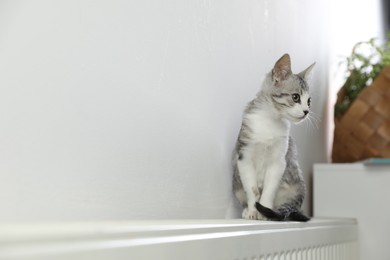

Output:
xmin=232 ymin=54 xmax=315 ymax=221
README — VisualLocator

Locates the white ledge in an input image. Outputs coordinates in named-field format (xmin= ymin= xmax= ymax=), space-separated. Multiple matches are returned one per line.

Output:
xmin=0 ymin=218 xmax=358 ymax=260
xmin=314 ymin=162 xmax=390 ymax=172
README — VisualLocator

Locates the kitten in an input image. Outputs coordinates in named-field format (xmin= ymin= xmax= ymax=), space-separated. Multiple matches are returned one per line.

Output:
xmin=232 ymin=54 xmax=314 ymax=221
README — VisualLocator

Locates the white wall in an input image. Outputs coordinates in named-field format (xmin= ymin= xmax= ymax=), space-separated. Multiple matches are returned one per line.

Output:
xmin=0 ymin=0 xmax=331 ymax=222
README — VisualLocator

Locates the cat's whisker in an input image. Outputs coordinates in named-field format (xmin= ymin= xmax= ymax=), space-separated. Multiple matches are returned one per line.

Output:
xmin=311 ymin=117 xmax=319 ymax=130
xmin=307 ymin=113 xmax=320 ymax=130
xmin=306 ymin=115 xmax=316 ymax=130
xmin=310 ymin=112 xmax=321 ymax=126
xmin=307 ymin=116 xmax=315 ymax=129
xmin=310 ymin=111 xmax=322 ymax=122
xmin=304 ymin=116 xmax=314 ymax=130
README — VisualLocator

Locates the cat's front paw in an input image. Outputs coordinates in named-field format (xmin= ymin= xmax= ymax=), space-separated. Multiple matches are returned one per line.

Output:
xmin=242 ymin=208 xmax=261 ymax=220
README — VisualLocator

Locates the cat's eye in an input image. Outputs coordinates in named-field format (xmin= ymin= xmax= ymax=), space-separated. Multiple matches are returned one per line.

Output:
xmin=308 ymin=97 xmax=311 ymax=107
xmin=292 ymin=93 xmax=300 ymax=103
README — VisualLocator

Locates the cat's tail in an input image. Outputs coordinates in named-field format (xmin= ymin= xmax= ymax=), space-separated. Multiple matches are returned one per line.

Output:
xmin=255 ymin=202 xmax=310 ymax=222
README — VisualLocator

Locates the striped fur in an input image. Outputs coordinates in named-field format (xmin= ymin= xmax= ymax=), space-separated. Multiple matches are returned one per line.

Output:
xmin=232 ymin=54 xmax=314 ymax=221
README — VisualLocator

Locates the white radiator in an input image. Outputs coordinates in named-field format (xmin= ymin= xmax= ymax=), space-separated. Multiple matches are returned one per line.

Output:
xmin=0 ymin=219 xmax=358 ymax=260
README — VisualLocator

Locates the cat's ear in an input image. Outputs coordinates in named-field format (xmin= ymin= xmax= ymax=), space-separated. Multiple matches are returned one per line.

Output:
xmin=298 ymin=62 xmax=316 ymax=81
xmin=272 ymin=53 xmax=292 ymax=87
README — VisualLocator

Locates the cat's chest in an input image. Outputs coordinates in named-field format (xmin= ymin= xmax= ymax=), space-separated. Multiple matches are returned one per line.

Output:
xmin=245 ymin=112 xmax=289 ymax=143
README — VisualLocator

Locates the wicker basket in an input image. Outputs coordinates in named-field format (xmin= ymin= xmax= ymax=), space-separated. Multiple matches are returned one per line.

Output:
xmin=332 ymin=66 xmax=390 ymax=162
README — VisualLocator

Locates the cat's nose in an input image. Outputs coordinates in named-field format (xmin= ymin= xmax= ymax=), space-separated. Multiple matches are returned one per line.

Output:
xmin=303 ymin=110 xmax=309 ymax=116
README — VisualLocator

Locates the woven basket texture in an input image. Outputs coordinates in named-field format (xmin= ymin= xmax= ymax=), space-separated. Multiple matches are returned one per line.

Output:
xmin=332 ymin=66 xmax=390 ymax=162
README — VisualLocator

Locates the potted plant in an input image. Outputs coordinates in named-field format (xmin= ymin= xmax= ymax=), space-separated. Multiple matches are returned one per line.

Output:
xmin=332 ymin=36 xmax=390 ymax=162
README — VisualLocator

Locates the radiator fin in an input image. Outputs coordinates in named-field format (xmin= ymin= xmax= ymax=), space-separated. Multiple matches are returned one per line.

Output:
xmin=248 ymin=242 xmax=358 ymax=260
